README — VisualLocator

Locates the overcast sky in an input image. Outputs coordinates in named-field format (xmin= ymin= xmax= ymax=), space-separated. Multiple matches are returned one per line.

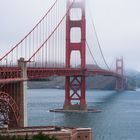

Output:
xmin=0 ymin=0 xmax=140 ymax=71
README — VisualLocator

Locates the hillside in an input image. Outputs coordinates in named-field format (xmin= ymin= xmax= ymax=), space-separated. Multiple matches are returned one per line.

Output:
xmin=125 ymin=69 xmax=140 ymax=89
xmin=28 ymin=66 xmax=140 ymax=90
xmin=28 ymin=65 xmax=116 ymax=90
xmin=28 ymin=76 xmax=116 ymax=90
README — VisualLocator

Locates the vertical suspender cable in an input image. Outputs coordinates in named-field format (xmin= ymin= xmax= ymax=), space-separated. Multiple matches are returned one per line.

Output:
xmin=87 ymin=1 xmax=110 ymax=70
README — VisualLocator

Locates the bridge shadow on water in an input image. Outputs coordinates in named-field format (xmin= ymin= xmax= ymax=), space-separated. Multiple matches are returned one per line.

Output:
xmin=95 ymin=91 xmax=124 ymax=107
xmin=59 ymin=91 xmax=125 ymax=128
xmin=57 ymin=91 xmax=128 ymax=140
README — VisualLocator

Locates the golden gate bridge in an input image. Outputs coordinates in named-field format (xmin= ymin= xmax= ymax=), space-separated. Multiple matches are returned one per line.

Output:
xmin=0 ymin=0 xmax=125 ymax=128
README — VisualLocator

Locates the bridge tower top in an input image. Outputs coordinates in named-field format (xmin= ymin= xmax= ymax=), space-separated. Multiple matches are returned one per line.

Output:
xmin=116 ymin=58 xmax=124 ymax=76
xmin=66 ymin=0 xmax=86 ymax=68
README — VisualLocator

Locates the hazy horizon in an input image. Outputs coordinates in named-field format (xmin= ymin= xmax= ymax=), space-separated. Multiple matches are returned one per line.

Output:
xmin=0 ymin=0 xmax=140 ymax=71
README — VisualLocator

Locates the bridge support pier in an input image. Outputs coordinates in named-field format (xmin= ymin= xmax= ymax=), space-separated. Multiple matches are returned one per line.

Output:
xmin=116 ymin=79 xmax=124 ymax=91
xmin=64 ymin=76 xmax=87 ymax=110
xmin=18 ymin=58 xmax=28 ymax=127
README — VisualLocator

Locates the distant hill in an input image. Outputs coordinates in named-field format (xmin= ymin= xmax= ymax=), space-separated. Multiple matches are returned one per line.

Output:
xmin=28 ymin=65 xmax=140 ymax=90
xmin=85 ymin=64 xmax=101 ymax=69
xmin=28 ymin=75 xmax=116 ymax=90
xmin=125 ymin=69 xmax=140 ymax=89
xmin=28 ymin=64 xmax=116 ymax=90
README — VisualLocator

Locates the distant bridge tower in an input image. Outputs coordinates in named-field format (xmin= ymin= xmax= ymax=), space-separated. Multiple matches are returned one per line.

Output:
xmin=116 ymin=58 xmax=124 ymax=91
xmin=64 ymin=0 xmax=87 ymax=110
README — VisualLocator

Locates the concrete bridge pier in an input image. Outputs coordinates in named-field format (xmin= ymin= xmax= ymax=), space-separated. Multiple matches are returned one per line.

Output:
xmin=18 ymin=58 xmax=28 ymax=127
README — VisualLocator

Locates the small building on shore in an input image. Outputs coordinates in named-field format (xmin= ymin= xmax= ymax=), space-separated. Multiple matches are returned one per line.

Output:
xmin=0 ymin=126 xmax=92 ymax=140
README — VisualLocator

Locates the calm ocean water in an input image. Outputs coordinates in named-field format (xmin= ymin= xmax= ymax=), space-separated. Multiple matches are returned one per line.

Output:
xmin=27 ymin=89 xmax=140 ymax=140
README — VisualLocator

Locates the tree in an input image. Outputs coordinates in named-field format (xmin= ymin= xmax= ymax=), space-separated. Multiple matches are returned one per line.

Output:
xmin=0 ymin=133 xmax=58 ymax=140
xmin=32 ymin=132 xmax=58 ymax=140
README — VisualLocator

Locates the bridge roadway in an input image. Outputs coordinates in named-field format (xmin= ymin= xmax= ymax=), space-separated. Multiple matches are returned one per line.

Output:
xmin=0 ymin=67 xmax=121 ymax=84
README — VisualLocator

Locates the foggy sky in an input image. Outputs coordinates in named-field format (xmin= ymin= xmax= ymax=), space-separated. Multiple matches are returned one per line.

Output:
xmin=0 ymin=0 xmax=140 ymax=71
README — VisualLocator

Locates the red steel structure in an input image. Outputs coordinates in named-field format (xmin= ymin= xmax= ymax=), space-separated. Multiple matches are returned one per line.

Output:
xmin=0 ymin=59 xmax=27 ymax=128
xmin=64 ymin=0 xmax=86 ymax=110
xmin=116 ymin=58 xmax=125 ymax=90
xmin=0 ymin=0 xmax=126 ymax=128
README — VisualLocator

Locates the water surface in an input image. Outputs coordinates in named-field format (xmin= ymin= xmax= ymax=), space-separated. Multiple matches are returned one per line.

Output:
xmin=28 ymin=89 xmax=140 ymax=140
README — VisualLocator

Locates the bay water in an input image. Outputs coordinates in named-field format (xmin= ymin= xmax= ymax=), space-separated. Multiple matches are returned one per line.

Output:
xmin=28 ymin=89 xmax=140 ymax=140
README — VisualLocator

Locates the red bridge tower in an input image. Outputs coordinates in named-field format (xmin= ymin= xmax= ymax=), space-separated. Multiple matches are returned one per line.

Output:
xmin=64 ymin=0 xmax=87 ymax=110
xmin=116 ymin=58 xmax=124 ymax=90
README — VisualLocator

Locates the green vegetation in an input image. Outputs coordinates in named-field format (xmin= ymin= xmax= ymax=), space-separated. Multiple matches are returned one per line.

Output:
xmin=0 ymin=132 xmax=58 ymax=140
xmin=30 ymin=78 xmax=51 ymax=81
xmin=127 ymin=74 xmax=140 ymax=90
xmin=126 ymin=70 xmax=140 ymax=89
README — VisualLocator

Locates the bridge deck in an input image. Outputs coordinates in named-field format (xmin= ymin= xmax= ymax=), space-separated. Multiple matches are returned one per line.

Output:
xmin=0 ymin=67 xmax=121 ymax=84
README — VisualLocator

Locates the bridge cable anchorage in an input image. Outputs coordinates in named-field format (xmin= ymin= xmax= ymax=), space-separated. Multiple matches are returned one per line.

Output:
xmin=87 ymin=1 xmax=110 ymax=70
xmin=0 ymin=0 xmax=58 ymax=61
xmin=86 ymin=40 xmax=98 ymax=66
xmin=27 ymin=0 xmax=75 ymax=62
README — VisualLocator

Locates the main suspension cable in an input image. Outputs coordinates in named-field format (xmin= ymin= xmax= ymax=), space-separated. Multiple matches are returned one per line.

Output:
xmin=28 ymin=0 xmax=75 ymax=62
xmin=86 ymin=40 xmax=98 ymax=66
xmin=0 ymin=0 xmax=58 ymax=61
